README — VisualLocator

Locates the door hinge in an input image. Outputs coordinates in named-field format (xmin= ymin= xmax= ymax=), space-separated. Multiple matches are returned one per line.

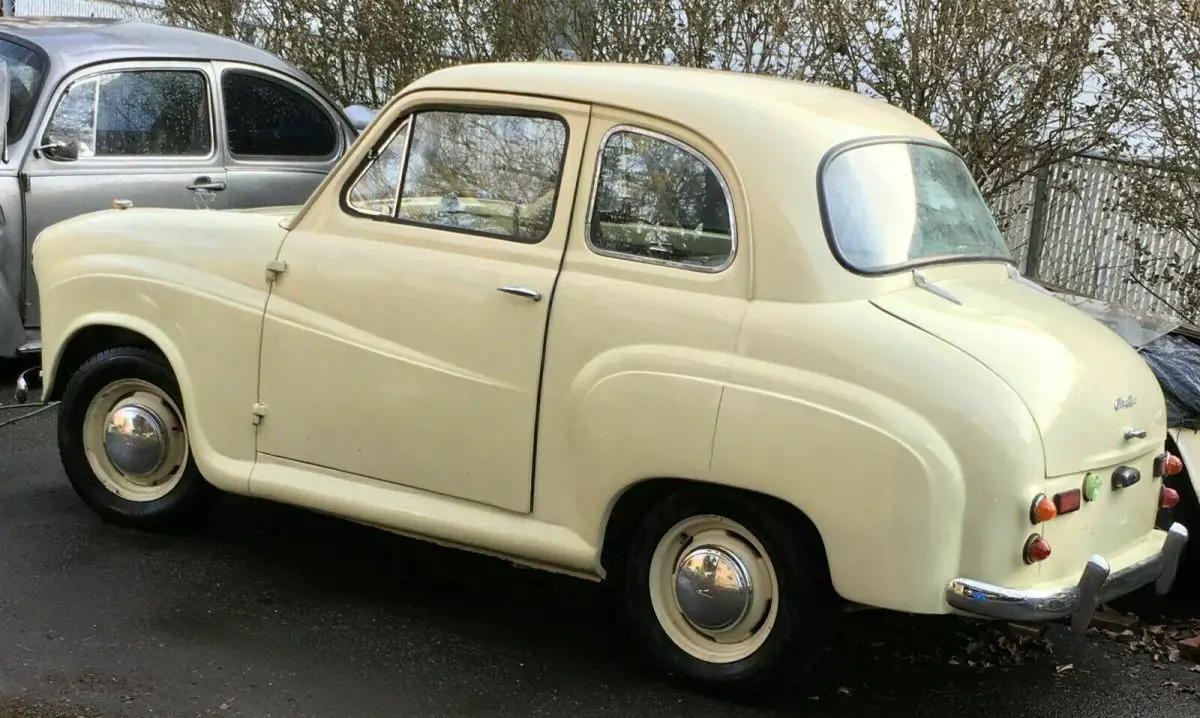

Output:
xmin=265 ymin=259 xmax=288 ymax=284
xmin=18 ymin=173 xmax=29 ymax=192
xmin=252 ymin=402 xmax=268 ymax=426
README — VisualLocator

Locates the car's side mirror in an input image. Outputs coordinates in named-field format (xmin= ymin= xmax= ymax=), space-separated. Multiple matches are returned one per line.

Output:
xmin=36 ymin=138 xmax=79 ymax=162
xmin=344 ymin=104 xmax=376 ymax=134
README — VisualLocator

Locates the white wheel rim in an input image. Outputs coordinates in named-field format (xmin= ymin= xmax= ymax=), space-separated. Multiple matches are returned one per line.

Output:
xmin=648 ymin=514 xmax=780 ymax=664
xmin=81 ymin=378 xmax=189 ymax=503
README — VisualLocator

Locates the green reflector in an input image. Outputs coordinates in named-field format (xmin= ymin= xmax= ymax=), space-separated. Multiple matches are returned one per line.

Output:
xmin=1083 ymin=473 xmax=1102 ymax=501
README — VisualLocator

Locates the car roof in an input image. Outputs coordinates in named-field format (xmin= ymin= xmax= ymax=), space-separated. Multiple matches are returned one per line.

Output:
xmin=405 ymin=61 xmax=947 ymax=150
xmin=0 ymin=17 xmax=330 ymax=102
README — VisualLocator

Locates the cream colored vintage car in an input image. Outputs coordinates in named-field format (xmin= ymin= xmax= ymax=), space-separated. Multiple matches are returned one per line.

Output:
xmin=20 ymin=61 xmax=1190 ymax=695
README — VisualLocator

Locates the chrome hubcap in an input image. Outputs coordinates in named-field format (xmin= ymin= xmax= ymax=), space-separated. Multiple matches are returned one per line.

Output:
xmin=674 ymin=546 xmax=753 ymax=632
xmin=648 ymin=514 xmax=780 ymax=664
xmin=103 ymin=405 xmax=168 ymax=479
xmin=82 ymin=378 xmax=190 ymax=502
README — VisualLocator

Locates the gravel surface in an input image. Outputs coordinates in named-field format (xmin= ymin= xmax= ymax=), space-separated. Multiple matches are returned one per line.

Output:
xmin=2 ymin=360 xmax=1200 ymax=717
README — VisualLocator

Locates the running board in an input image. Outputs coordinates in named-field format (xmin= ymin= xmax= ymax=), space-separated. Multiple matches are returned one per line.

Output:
xmin=16 ymin=339 xmax=40 ymax=355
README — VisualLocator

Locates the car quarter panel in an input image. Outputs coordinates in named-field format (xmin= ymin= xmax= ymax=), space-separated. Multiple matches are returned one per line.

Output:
xmin=34 ymin=208 xmax=288 ymax=493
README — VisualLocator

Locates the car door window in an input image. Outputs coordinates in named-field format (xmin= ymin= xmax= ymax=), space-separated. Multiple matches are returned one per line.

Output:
xmin=222 ymin=70 xmax=338 ymax=159
xmin=393 ymin=109 xmax=568 ymax=243
xmin=43 ymin=69 xmax=212 ymax=158
xmin=589 ymin=128 xmax=735 ymax=270
xmin=346 ymin=119 xmax=410 ymax=217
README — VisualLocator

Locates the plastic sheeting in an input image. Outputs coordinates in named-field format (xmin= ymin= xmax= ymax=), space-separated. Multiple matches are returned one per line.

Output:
xmin=1141 ymin=334 xmax=1200 ymax=430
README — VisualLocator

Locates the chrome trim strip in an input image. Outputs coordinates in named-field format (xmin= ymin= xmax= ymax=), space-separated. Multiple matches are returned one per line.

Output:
xmin=945 ymin=522 xmax=1189 ymax=634
xmin=582 ymin=124 xmax=737 ymax=274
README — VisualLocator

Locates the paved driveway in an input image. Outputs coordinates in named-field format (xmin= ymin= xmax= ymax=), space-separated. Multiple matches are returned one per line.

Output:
xmin=0 ymin=362 xmax=1198 ymax=717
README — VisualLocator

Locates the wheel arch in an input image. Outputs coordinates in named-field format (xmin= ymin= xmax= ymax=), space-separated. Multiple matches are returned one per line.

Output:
xmin=599 ymin=476 xmax=833 ymax=592
xmin=46 ymin=323 xmax=170 ymax=402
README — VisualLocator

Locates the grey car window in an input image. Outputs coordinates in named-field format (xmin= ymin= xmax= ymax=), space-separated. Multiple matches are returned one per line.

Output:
xmin=222 ymin=70 xmax=337 ymax=158
xmin=347 ymin=119 xmax=410 ymax=217
xmin=44 ymin=70 xmax=212 ymax=157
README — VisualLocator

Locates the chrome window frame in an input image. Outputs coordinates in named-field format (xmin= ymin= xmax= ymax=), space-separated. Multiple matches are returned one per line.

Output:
xmin=583 ymin=124 xmax=738 ymax=274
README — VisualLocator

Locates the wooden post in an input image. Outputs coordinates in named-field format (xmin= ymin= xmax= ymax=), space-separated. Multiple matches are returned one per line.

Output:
xmin=1024 ymin=167 xmax=1052 ymax=280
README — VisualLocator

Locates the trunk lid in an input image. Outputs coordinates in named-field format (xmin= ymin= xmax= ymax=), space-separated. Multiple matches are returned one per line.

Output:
xmin=870 ymin=270 xmax=1166 ymax=478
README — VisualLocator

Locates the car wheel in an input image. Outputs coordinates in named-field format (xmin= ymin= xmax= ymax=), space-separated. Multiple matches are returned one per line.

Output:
xmin=622 ymin=487 xmax=832 ymax=698
xmin=57 ymin=347 xmax=215 ymax=532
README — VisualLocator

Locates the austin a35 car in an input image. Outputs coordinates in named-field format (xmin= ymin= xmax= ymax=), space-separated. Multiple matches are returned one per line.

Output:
xmin=20 ymin=61 xmax=1189 ymax=695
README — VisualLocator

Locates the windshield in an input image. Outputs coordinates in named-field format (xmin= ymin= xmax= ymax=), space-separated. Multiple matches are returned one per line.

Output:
xmin=0 ymin=38 xmax=45 ymax=143
xmin=820 ymin=140 xmax=1012 ymax=273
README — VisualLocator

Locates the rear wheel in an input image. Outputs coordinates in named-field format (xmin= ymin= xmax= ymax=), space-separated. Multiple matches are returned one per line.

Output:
xmin=620 ymin=487 xmax=832 ymax=697
xmin=57 ymin=347 xmax=216 ymax=531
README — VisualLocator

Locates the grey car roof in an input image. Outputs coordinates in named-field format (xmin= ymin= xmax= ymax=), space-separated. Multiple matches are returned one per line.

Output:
xmin=0 ymin=17 xmax=342 ymax=111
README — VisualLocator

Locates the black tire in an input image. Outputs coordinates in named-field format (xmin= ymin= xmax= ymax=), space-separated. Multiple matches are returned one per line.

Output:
xmin=621 ymin=486 xmax=833 ymax=699
xmin=57 ymin=346 xmax=216 ymax=532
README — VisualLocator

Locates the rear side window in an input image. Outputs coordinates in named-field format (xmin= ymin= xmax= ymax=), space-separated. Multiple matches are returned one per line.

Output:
xmin=589 ymin=128 xmax=734 ymax=270
xmin=221 ymin=70 xmax=337 ymax=159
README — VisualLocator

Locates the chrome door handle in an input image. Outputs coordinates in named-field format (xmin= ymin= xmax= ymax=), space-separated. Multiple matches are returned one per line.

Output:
xmin=1124 ymin=428 xmax=1147 ymax=440
xmin=497 ymin=286 xmax=542 ymax=301
xmin=187 ymin=177 xmax=227 ymax=192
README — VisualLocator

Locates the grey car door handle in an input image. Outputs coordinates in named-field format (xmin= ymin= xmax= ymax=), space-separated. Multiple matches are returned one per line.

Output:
xmin=187 ymin=177 xmax=227 ymax=192
xmin=497 ymin=286 xmax=542 ymax=301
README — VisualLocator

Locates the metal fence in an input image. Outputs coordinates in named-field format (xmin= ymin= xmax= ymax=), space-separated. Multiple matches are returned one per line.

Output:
xmin=991 ymin=155 xmax=1195 ymax=322
xmin=7 ymin=0 xmax=162 ymax=18
xmin=6 ymin=0 xmax=1198 ymax=324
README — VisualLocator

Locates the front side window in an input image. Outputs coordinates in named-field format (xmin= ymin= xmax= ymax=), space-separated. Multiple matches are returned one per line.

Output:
xmin=43 ymin=69 xmax=211 ymax=158
xmin=589 ymin=129 xmax=734 ymax=270
xmin=222 ymin=70 xmax=338 ymax=159
xmin=821 ymin=141 xmax=1012 ymax=273
xmin=394 ymin=109 xmax=568 ymax=242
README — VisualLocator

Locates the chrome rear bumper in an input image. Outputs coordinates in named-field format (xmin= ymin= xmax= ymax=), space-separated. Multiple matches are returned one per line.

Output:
xmin=945 ymin=522 xmax=1189 ymax=634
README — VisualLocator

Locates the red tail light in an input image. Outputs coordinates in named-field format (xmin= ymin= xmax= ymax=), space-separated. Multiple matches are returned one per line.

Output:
xmin=1023 ymin=534 xmax=1052 ymax=564
xmin=1162 ymin=487 xmax=1181 ymax=510
xmin=1054 ymin=489 xmax=1082 ymax=515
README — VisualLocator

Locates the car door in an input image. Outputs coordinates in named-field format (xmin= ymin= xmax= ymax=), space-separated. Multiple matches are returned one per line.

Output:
xmin=254 ymin=93 xmax=591 ymax=514
xmin=22 ymin=59 xmax=226 ymax=328
xmin=214 ymin=62 xmax=347 ymax=209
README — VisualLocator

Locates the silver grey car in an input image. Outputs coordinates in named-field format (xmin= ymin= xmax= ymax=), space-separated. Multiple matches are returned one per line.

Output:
xmin=0 ymin=17 xmax=366 ymax=359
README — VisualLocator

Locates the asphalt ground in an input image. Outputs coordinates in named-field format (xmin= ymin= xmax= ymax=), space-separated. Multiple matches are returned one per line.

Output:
xmin=1 ymin=360 xmax=1199 ymax=717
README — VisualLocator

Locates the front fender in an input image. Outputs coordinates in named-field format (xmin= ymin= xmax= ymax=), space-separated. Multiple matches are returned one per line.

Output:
xmin=34 ymin=209 xmax=289 ymax=495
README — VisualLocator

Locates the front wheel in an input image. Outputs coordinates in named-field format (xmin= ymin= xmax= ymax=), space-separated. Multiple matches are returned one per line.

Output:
xmin=621 ymin=488 xmax=833 ymax=697
xmin=57 ymin=347 xmax=216 ymax=532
